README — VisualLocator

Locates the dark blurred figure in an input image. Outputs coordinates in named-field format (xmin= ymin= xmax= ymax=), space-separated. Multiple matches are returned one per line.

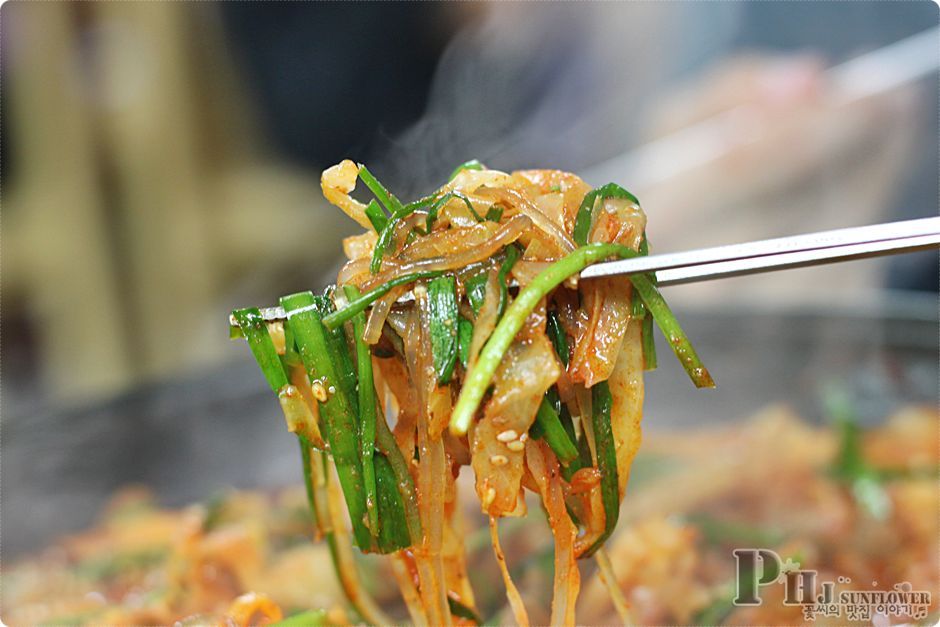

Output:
xmin=219 ymin=3 xmax=456 ymax=170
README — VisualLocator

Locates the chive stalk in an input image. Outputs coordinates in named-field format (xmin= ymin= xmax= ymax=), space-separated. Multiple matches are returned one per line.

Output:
xmin=629 ymin=273 xmax=713 ymax=388
xmin=232 ymin=307 xmax=288 ymax=392
xmin=273 ymin=610 xmax=328 ymax=626
xmin=373 ymin=453 xmax=412 ymax=552
xmin=425 ymin=191 xmax=483 ymax=232
xmin=448 ymin=158 xmax=485 ymax=181
xmin=280 ymin=291 xmax=372 ymax=550
xmin=364 ymin=199 xmax=388 ymax=233
xmin=358 ymin=165 xmax=404 ymax=215
xmin=464 ymin=271 xmax=488 ymax=316
xmin=450 ymin=244 xmax=634 ymax=435
xmin=428 ymin=275 xmax=459 ymax=384
xmin=496 ymin=245 xmax=521 ymax=318
xmin=533 ymin=397 xmax=579 ymax=464
xmin=322 ymin=270 xmax=445 ymax=330
xmin=583 ymin=382 xmax=619 ymax=557
xmin=375 ymin=414 xmax=422 ymax=543
xmin=457 ymin=315 xmax=473 ymax=369
xmin=448 ymin=598 xmax=482 ymax=624
xmin=451 ymin=242 xmax=713 ymax=435
xmin=572 ymin=183 xmax=640 ymax=247
xmin=343 ymin=285 xmax=380 ymax=539
xmin=546 ymin=309 xmax=569 ymax=366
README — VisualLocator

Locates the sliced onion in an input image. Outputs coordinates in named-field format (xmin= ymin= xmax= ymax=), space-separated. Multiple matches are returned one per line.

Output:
xmin=360 ymin=215 xmax=531 ymax=292
xmin=363 ymin=285 xmax=406 ymax=345
xmin=489 ymin=517 xmax=530 ymax=627
xmin=405 ymin=300 xmax=453 ymax=627
xmin=342 ymin=231 xmax=377 ymax=261
xmin=525 ymin=439 xmax=580 ymax=627
xmin=478 ymin=187 xmax=576 ymax=254
xmin=471 ymin=305 xmax=559 ymax=517
xmin=399 ymin=222 xmax=501 ymax=263
xmin=569 ymin=277 xmax=632 ymax=387
xmin=321 ymin=160 xmax=373 ymax=230
xmin=606 ymin=320 xmax=645 ymax=498
xmin=392 ymin=553 xmax=429 ymax=627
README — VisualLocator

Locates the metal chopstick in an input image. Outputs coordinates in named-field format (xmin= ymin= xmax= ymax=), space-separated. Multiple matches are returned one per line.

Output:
xmin=651 ymin=232 xmax=940 ymax=287
xmin=581 ymin=216 xmax=940 ymax=281
xmin=229 ymin=217 xmax=940 ymax=328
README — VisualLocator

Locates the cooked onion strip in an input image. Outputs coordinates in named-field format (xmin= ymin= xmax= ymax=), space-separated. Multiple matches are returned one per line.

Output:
xmin=360 ymin=215 xmax=532 ymax=293
xmin=594 ymin=548 xmax=634 ymax=626
xmin=489 ymin=517 xmax=530 ymax=627
xmin=479 ymin=187 xmax=576 ymax=254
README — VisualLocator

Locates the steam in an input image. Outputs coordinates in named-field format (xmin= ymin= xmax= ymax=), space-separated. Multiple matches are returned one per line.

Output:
xmin=372 ymin=3 xmax=740 ymax=198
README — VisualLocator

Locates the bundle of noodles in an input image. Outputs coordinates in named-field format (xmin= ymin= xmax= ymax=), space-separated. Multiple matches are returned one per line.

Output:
xmin=231 ymin=159 xmax=713 ymax=625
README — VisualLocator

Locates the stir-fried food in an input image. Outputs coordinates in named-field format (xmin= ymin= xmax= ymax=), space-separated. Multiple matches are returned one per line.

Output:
xmin=230 ymin=160 xmax=713 ymax=624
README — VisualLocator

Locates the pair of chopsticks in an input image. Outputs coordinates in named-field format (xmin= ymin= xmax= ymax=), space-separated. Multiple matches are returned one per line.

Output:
xmin=581 ymin=216 xmax=940 ymax=285
xmin=229 ymin=216 xmax=940 ymax=328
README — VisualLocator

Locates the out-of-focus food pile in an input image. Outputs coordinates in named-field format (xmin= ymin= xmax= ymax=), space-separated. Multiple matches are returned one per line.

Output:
xmin=3 ymin=405 xmax=935 ymax=626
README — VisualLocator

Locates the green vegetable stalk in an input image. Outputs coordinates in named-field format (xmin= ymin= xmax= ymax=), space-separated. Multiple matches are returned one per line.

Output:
xmin=322 ymin=270 xmax=445 ymax=330
xmin=583 ymin=382 xmax=619 ymax=557
xmin=280 ymin=291 xmax=372 ymax=550
xmin=428 ymin=275 xmax=459 ymax=384
xmin=343 ymin=285 xmax=380 ymax=539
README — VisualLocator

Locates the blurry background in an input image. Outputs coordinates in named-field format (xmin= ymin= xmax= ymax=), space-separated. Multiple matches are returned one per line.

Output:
xmin=2 ymin=2 xmax=937 ymax=553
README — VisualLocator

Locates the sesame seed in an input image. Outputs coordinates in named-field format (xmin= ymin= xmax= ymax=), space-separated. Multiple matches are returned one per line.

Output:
xmin=483 ymin=487 xmax=496 ymax=508
xmin=496 ymin=430 xmax=518 ymax=442
xmin=311 ymin=380 xmax=330 ymax=402
xmin=506 ymin=440 xmax=525 ymax=452
xmin=490 ymin=454 xmax=508 ymax=466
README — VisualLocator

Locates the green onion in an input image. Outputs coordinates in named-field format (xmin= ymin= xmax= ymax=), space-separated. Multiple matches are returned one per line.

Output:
xmin=533 ymin=397 xmax=579 ymax=464
xmin=686 ymin=513 xmax=785 ymax=547
xmin=375 ymin=414 xmax=422 ymax=543
xmin=364 ymin=199 xmax=388 ymax=233
xmin=448 ymin=158 xmax=485 ymax=181
xmin=322 ymin=270 xmax=445 ymax=330
xmin=693 ymin=585 xmax=736 ymax=627
xmin=451 ymin=243 xmax=660 ymax=434
xmin=362 ymin=165 xmax=418 ymax=273
xmin=425 ymin=191 xmax=483 ymax=233
xmin=272 ymin=609 xmax=328 ymax=626
xmin=572 ymin=183 xmax=640 ymax=247
xmin=496 ymin=245 xmax=521 ymax=318
xmin=485 ymin=205 xmax=504 ymax=222
xmin=358 ymin=165 xmax=404 ymax=215
xmin=370 ymin=211 xmax=407 ymax=274
xmin=428 ymin=275 xmax=459 ymax=384
xmin=583 ymin=382 xmax=619 ymax=557
xmin=450 ymin=242 xmax=712 ymax=435
xmin=280 ymin=291 xmax=372 ymax=551
xmin=629 ymin=273 xmax=714 ymax=388
xmin=641 ymin=314 xmax=658 ymax=370
xmin=320 ymin=291 xmax=359 ymax=412
xmin=827 ymin=387 xmax=890 ymax=519
xmin=343 ymin=285 xmax=379 ymax=539
xmin=546 ymin=309 xmax=569 ymax=366
xmin=464 ymin=271 xmax=488 ymax=315
xmin=635 ymin=233 xmax=657 ymax=370
xmin=448 ymin=597 xmax=483 ymax=624
xmin=457 ymin=315 xmax=473 ymax=369
xmin=373 ymin=453 xmax=412 ymax=552
xmin=232 ymin=307 xmax=288 ymax=392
